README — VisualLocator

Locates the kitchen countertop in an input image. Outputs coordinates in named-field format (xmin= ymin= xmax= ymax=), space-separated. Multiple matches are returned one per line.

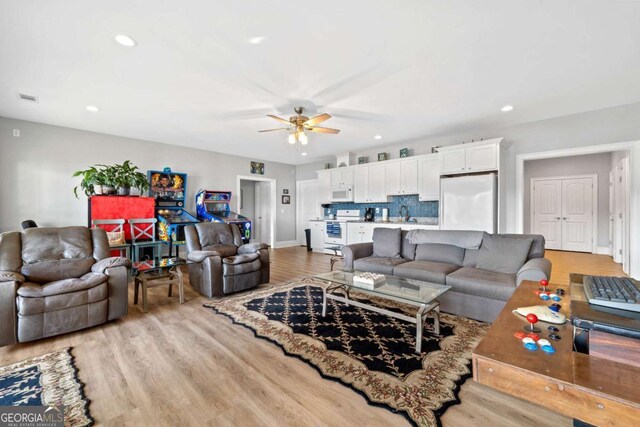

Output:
xmin=310 ymin=217 xmax=439 ymax=226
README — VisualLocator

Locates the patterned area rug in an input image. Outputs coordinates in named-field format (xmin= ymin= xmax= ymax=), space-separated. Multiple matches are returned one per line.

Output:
xmin=205 ymin=279 xmax=489 ymax=426
xmin=0 ymin=347 xmax=94 ymax=426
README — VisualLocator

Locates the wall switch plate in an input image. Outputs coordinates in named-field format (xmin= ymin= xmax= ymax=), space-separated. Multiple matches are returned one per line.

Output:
xmin=13 ymin=129 xmax=20 ymax=137
xmin=375 ymin=208 xmax=380 ymax=214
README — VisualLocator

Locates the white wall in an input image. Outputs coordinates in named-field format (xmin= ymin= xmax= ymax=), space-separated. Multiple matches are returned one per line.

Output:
xmin=297 ymin=101 xmax=640 ymax=234
xmin=0 ymin=117 xmax=297 ymax=243
xmin=523 ymin=152 xmax=612 ymax=247
xmin=239 ymin=180 xmax=256 ymax=221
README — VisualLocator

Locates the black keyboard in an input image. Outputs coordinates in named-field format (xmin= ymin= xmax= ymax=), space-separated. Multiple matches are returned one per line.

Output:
xmin=583 ymin=275 xmax=640 ymax=313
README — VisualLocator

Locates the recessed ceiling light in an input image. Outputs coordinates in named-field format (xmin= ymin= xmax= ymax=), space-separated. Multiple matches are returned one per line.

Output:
xmin=501 ymin=105 xmax=514 ymax=112
xmin=86 ymin=105 xmax=100 ymax=112
xmin=248 ymin=36 xmax=265 ymax=45
xmin=114 ymin=34 xmax=137 ymax=47
xmin=374 ymin=135 xmax=382 ymax=140
xmin=301 ymin=152 xmax=308 ymax=156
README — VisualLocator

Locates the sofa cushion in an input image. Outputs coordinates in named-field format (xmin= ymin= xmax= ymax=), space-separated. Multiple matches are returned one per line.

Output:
xmin=498 ymin=234 xmax=545 ymax=259
xmin=223 ymin=258 xmax=261 ymax=276
xmin=462 ymin=249 xmax=479 ymax=267
xmin=372 ymin=228 xmax=402 ymax=258
xmin=476 ymin=233 xmax=533 ymax=274
xmin=17 ymin=272 xmax=107 ymax=298
xmin=401 ymin=230 xmax=416 ymax=261
xmin=415 ymin=243 xmax=465 ymax=266
xmin=195 ymin=223 xmax=237 ymax=247
xmin=393 ymin=260 xmax=461 ymax=285
xmin=354 ymin=256 xmax=408 ymax=275
xmin=445 ymin=266 xmax=516 ymax=301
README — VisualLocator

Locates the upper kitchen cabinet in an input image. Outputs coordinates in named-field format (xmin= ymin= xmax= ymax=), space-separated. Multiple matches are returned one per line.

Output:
xmin=354 ymin=163 xmax=386 ymax=203
xmin=385 ymin=159 xmax=418 ymax=195
xmin=330 ymin=167 xmax=354 ymax=188
xmin=439 ymin=138 xmax=503 ymax=175
xmin=317 ymin=170 xmax=332 ymax=204
xmin=418 ymin=154 xmax=440 ymax=201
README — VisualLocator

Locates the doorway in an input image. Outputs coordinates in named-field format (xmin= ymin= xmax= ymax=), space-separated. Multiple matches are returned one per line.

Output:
xmin=296 ymin=179 xmax=320 ymax=244
xmin=531 ymin=175 xmax=597 ymax=253
xmin=611 ymin=157 xmax=630 ymax=271
xmin=236 ymin=175 xmax=276 ymax=247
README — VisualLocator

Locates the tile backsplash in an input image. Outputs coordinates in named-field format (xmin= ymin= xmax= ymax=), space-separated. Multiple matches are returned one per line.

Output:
xmin=324 ymin=195 xmax=438 ymax=218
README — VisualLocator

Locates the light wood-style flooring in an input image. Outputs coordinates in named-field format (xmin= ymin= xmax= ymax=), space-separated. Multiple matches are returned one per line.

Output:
xmin=0 ymin=248 xmax=626 ymax=426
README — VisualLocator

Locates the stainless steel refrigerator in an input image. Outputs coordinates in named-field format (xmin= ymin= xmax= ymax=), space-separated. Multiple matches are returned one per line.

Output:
xmin=440 ymin=173 xmax=497 ymax=233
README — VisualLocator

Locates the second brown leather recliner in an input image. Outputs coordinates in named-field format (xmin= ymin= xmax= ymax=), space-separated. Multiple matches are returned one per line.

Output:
xmin=185 ymin=222 xmax=269 ymax=297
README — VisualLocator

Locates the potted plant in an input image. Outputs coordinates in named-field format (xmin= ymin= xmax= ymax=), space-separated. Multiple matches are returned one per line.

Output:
xmin=113 ymin=160 xmax=149 ymax=196
xmin=72 ymin=165 xmax=101 ymax=198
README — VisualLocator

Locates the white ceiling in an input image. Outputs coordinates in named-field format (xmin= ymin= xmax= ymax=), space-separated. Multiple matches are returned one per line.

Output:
xmin=1 ymin=0 xmax=640 ymax=165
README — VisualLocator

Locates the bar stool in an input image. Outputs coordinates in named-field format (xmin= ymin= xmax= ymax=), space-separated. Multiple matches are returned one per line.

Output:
xmin=129 ymin=218 xmax=164 ymax=262
xmin=91 ymin=219 xmax=130 ymax=259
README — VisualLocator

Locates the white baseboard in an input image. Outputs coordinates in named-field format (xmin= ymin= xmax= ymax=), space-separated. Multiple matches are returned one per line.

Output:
xmin=273 ymin=240 xmax=302 ymax=248
xmin=596 ymin=246 xmax=612 ymax=255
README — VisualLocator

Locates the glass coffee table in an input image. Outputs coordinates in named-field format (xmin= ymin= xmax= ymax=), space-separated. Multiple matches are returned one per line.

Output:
xmin=131 ymin=257 xmax=193 ymax=313
xmin=313 ymin=270 xmax=451 ymax=353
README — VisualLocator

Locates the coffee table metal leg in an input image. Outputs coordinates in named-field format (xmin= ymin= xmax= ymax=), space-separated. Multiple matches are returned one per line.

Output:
xmin=175 ymin=266 xmax=185 ymax=304
xmin=322 ymin=285 xmax=328 ymax=317
xmin=416 ymin=304 xmax=427 ymax=353
xmin=142 ymin=275 xmax=149 ymax=313
xmin=433 ymin=304 xmax=440 ymax=335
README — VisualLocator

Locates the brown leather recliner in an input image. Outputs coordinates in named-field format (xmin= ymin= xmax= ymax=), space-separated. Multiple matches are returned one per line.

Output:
xmin=0 ymin=226 xmax=131 ymax=347
xmin=185 ymin=223 xmax=269 ymax=297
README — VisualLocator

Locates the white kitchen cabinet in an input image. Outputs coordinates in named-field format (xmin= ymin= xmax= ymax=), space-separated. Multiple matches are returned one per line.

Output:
xmin=354 ymin=164 xmax=387 ymax=203
xmin=466 ymin=144 xmax=498 ymax=172
xmin=440 ymin=147 xmax=466 ymax=174
xmin=439 ymin=139 xmax=501 ymax=175
xmin=317 ymin=170 xmax=331 ymax=204
xmin=330 ymin=168 xmax=353 ymax=188
xmin=385 ymin=159 xmax=417 ymax=195
xmin=418 ymin=155 xmax=440 ymax=201
xmin=309 ymin=221 xmax=325 ymax=251
xmin=346 ymin=222 xmax=376 ymax=244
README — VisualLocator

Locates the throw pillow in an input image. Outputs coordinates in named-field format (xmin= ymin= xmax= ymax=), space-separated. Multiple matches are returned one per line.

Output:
xmin=106 ymin=231 xmax=126 ymax=246
xmin=476 ymin=233 xmax=533 ymax=274
xmin=373 ymin=227 xmax=402 ymax=258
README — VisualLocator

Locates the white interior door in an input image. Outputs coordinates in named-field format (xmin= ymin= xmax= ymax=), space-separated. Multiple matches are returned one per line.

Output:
xmin=532 ymin=179 xmax=562 ymax=250
xmin=561 ymin=178 xmax=594 ymax=252
xmin=613 ymin=159 xmax=629 ymax=269
xmin=609 ymin=171 xmax=616 ymax=260
xmin=254 ymin=182 xmax=271 ymax=244
xmin=296 ymin=180 xmax=319 ymax=244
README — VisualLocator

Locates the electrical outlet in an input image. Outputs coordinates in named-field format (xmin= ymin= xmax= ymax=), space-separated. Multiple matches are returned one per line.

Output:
xmin=375 ymin=207 xmax=380 ymax=214
xmin=13 ymin=129 xmax=20 ymax=137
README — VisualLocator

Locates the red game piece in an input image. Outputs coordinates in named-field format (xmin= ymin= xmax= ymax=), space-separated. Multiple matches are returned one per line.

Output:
xmin=539 ymin=279 xmax=549 ymax=292
xmin=524 ymin=313 xmax=541 ymax=333
xmin=514 ymin=331 xmax=526 ymax=339
xmin=526 ymin=333 xmax=540 ymax=341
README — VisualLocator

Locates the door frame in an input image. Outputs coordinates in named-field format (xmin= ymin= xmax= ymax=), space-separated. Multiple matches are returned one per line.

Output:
xmin=295 ymin=179 xmax=321 ymax=245
xmin=530 ymin=174 xmax=597 ymax=253
xmin=515 ymin=141 xmax=638 ymax=277
xmin=236 ymin=175 xmax=276 ymax=248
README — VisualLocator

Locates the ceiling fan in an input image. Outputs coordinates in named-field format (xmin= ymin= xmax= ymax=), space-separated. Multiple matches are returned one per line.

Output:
xmin=258 ymin=106 xmax=340 ymax=146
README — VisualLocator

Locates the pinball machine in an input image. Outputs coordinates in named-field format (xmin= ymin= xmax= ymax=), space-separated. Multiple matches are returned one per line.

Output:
xmin=147 ymin=167 xmax=200 ymax=256
xmin=195 ymin=189 xmax=252 ymax=244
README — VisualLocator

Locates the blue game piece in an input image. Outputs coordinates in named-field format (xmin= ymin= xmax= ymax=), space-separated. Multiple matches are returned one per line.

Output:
xmin=524 ymin=342 xmax=538 ymax=351
xmin=552 ymin=296 xmax=561 ymax=301
xmin=540 ymin=294 xmax=550 ymax=301
xmin=541 ymin=345 xmax=556 ymax=354
xmin=549 ymin=305 xmax=560 ymax=312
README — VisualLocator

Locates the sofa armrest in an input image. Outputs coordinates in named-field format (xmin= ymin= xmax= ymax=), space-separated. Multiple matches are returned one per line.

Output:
xmin=92 ymin=257 xmax=132 ymax=274
xmin=187 ymin=250 xmax=221 ymax=263
xmin=238 ymin=243 xmax=269 ymax=254
xmin=341 ymin=243 xmax=374 ymax=271
xmin=0 ymin=270 xmax=24 ymax=284
xmin=517 ymin=257 xmax=552 ymax=286
xmin=0 ymin=280 xmax=18 ymax=346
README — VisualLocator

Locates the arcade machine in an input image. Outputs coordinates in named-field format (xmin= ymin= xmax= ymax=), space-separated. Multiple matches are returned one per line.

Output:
xmin=148 ymin=168 xmax=200 ymax=257
xmin=195 ymin=190 xmax=252 ymax=244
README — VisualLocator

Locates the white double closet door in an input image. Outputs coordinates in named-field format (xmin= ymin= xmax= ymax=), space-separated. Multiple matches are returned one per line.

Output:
xmin=531 ymin=176 xmax=595 ymax=252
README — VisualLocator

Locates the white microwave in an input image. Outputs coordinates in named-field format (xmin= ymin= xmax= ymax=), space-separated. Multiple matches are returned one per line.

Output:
xmin=330 ymin=186 xmax=353 ymax=202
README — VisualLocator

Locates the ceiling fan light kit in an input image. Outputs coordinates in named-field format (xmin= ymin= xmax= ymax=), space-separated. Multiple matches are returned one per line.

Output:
xmin=259 ymin=106 xmax=340 ymax=150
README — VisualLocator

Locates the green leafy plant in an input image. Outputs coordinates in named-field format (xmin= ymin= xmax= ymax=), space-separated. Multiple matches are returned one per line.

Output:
xmin=72 ymin=161 xmax=148 ymax=198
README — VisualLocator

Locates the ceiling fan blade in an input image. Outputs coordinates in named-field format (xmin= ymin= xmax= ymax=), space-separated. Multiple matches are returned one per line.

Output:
xmin=258 ymin=128 xmax=290 ymax=133
xmin=307 ymin=127 xmax=340 ymax=134
xmin=267 ymin=114 xmax=293 ymax=125
xmin=304 ymin=113 xmax=331 ymax=126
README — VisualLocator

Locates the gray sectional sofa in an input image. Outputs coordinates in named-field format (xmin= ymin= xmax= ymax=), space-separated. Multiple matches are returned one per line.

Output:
xmin=342 ymin=228 xmax=551 ymax=322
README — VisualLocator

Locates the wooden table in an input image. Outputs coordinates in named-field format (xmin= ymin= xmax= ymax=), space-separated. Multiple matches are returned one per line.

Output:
xmin=473 ymin=280 xmax=640 ymax=426
xmin=132 ymin=258 xmax=188 ymax=313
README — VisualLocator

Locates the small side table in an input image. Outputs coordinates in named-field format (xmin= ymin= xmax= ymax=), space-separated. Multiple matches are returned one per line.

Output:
xmin=131 ymin=258 xmax=191 ymax=313
xmin=324 ymin=245 xmax=343 ymax=271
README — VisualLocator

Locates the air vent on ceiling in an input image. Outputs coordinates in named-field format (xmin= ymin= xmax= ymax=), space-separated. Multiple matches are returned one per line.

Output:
xmin=19 ymin=93 xmax=38 ymax=102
